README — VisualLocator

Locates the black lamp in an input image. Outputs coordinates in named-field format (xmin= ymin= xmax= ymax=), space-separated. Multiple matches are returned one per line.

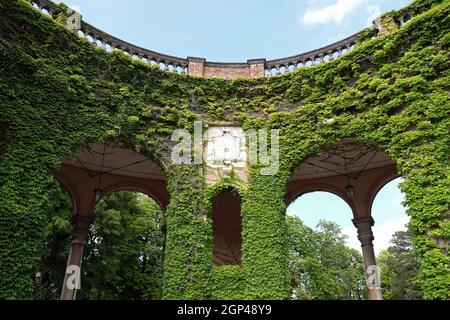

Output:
xmin=346 ymin=184 xmax=355 ymax=198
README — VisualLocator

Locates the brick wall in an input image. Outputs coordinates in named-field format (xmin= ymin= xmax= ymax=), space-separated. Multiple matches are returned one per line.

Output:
xmin=188 ymin=57 xmax=265 ymax=79
xmin=187 ymin=57 xmax=206 ymax=77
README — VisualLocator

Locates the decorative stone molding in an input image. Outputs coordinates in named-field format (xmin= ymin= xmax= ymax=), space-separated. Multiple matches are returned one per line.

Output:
xmin=352 ymin=217 xmax=375 ymax=247
xmin=70 ymin=215 xmax=94 ymax=245
xmin=203 ymin=125 xmax=249 ymax=185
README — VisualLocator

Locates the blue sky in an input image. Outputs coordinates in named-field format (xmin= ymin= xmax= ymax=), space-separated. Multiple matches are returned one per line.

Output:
xmin=56 ymin=0 xmax=411 ymax=62
xmin=52 ymin=0 xmax=412 ymax=253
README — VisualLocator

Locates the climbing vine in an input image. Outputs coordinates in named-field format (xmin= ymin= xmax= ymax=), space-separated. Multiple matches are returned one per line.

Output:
xmin=0 ymin=0 xmax=448 ymax=299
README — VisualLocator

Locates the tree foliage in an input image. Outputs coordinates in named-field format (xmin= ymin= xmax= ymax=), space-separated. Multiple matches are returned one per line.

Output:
xmin=378 ymin=230 xmax=423 ymax=300
xmin=34 ymin=187 xmax=164 ymax=300
xmin=287 ymin=216 xmax=367 ymax=300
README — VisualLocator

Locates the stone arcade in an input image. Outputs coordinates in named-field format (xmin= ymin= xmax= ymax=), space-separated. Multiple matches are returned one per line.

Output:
xmin=0 ymin=0 xmax=448 ymax=300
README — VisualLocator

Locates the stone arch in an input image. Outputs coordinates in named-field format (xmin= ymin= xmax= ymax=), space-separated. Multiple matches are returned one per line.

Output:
xmin=285 ymin=138 xmax=400 ymax=300
xmin=100 ymin=181 xmax=168 ymax=212
xmin=285 ymin=182 xmax=356 ymax=215
xmin=69 ymin=187 xmax=166 ymax=300
xmin=365 ymin=166 xmax=400 ymax=218
xmin=56 ymin=141 xmax=170 ymax=300
xmin=52 ymin=169 xmax=80 ymax=215
xmin=286 ymin=139 xmax=399 ymax=216
xmin=54 ymin=141 xmax=170 ymax=218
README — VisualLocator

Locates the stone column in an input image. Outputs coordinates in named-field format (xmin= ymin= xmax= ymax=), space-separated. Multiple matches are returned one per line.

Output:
xmin=352 ymin=217 xmax=383 ymax=300
xmin=60 ymin=215 xmax=94 ymax=300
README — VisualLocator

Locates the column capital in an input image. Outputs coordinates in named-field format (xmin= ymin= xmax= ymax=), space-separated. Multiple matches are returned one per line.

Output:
xmin=352 ymin=217 xmax=375 ymax=247
xmin=352 ymin=216 xmax=374 ymax=228
xmin=70 ymin=215 xmax=94 ymax=244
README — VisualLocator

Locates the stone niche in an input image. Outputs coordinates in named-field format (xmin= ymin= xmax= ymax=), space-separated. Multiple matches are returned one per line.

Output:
xmin=203 ymin=125 xmax=248 ymax=185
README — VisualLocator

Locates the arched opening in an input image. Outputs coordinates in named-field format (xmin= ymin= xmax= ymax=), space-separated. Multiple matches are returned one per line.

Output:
xmin=212 ymin=188 xmax=242 ymax=266
xmin=371 ymin=178 xmax=409 ymax=256
xmin=50 ymin=142 xmax=170 ymax=300
xmin=285 ymin=139 xmax=400 ymax=300
xmin=371 ymin=178 xmax=421 ymax=300
xmin=80 ymin=190 xmax=165 ymax=300
xmin=36 ymin=187 xmax=165 ymax=300
xmin=286 ymin=191 xmax=366 ymax=300
xmin=288 ymin=191 xmax=353 ymax=236
xmin=55 ymin=142 xmax=170 ymax=214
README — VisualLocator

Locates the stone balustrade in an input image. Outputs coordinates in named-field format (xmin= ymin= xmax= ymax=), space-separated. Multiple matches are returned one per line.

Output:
xmin=29 ymin=0 xmax=188 ymax=74
xmin=30 ymin=0 xmax=54 ymax=16
xmin=78 ymin=21 xmax=188 ymax=74
xmin=264 ymin=34 xmax=358 ymax=76
xmin=28 ymin=0 xmax=429 ymax=79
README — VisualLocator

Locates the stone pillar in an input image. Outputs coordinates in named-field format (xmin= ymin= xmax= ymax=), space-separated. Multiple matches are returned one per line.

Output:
xmin=187 ymin=57 xmax=206 ymax=77
xmin=247 ymin=59 xmax=266 ymax=78
xmin=352 ymin=217 xmax=383 ymax=300
xmin=60 ymin=215 xmax=94 ymax=300
xmin=162 ymin=166 xmax=211 ymax=299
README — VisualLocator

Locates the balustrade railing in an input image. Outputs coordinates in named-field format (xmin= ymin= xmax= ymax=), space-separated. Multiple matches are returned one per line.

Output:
xmin=264 ymin=34 xmax=358 ymax=76
xmin=78 ymin=21 xmax=188 ymax=74
xmin=27 ymin=0 xmax=431 ymax=78
xmin=28 ymin=0 xmax=188 ymax=74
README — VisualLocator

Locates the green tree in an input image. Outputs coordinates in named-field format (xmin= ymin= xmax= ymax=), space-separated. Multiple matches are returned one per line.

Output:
xmin=378 ymin=230 xmax=422 ymax=300
xmin=35 ymin=186 xmax=164 ymax=300
xmin=287 ymin=216 xmax=367 ymax=300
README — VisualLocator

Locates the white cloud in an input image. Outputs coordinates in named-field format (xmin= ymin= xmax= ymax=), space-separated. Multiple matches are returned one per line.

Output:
xmin=301 ymin=0 xmax=365 ymax=25
xmin=342 ymin=226 xmax=361 ymax=252
xmin=372 ymin=215 xmax=409 ymax=255
xmin=343 ymin=215 xmax=410 ymax=256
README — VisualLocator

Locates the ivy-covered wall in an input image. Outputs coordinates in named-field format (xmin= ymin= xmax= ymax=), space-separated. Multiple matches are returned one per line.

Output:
xmin=0 ymin=0 xmax=448 ymax=299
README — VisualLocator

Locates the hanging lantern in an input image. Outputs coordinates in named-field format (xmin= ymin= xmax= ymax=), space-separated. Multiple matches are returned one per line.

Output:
xmin=346 ymin=185 xmax=355 ymax=198
xmin=94 ymin=188 xmax=102 ymax=202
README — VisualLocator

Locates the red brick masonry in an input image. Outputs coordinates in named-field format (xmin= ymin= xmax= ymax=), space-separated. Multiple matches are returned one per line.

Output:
xmin=188 ymin=57 xmax=266 ymax=79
